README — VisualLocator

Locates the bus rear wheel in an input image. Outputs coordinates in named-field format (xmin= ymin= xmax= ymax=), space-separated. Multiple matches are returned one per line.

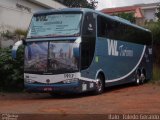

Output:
xmin=94 ymin=75 xmax=105 ymax=94
xmin=140 ymin=69 xmax=146 ymax=84
xmin=135 ymin=69 xmax=146 ymax=85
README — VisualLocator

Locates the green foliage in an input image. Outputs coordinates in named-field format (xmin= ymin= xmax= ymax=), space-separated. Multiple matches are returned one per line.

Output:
xmin=144 ymin=22 xmax=160 ymax=82
xmin=144 ymin=22 xmax=160 ymax=66
xmin=0 ymin=29 xmax=26 ymax=91
xmin=0 ymin=46 xmax=24 ymax=91
xmin=55 ymin=0 xmax=98 ymax=9
xmin=155 ymin=4 xmax=160 ymax=21
xmin=14 ymin=29 xmax=27 ymax=37
xmin=0 ymin=29 xmax=27 ymax=40
xmin=144 ymin=22 xmax=160 ymax=44
xmin=152 ymin=64 xmax=160 ymax=81
xmin=113 ymin=12 xmax=136 ymax=23
xmin=0 ymin=30 xmax=14 ymax=39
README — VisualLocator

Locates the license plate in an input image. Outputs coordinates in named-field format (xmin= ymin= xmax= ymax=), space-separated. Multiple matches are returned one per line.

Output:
xmin=44 ymin=87 xmax=53 ymax=91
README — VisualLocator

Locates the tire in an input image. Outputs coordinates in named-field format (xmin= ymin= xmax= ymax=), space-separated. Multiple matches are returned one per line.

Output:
xmin=140 ymin=69 xmax=146 ymax=84
xmin=94 ymin=75 xmax=105 ymax=95
xmin=135 ymin=68 xmax=146 ymax=85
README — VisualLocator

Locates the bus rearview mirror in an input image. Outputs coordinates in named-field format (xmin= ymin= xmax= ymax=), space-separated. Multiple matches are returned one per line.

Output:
xmin=12 ymin=40 xmax=23 ymax=59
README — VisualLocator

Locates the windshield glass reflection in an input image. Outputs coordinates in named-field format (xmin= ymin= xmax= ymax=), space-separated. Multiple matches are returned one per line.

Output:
xmin=24 ymin=41 xmax=79 ymax=74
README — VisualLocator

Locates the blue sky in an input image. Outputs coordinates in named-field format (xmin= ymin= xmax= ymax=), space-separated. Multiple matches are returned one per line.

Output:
xmin=96 ymin=0 xmax=160 ymax=10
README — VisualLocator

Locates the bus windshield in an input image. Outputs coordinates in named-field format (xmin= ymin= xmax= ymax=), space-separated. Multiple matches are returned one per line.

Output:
xmin=27 ymin=13 xmax=82 ymax=38
xmin=24 ymin=41 xmax=79 ymax=74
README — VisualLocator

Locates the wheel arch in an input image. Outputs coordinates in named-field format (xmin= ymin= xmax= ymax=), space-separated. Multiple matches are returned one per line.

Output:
xmin=95 ymin=69 xmax=105 ymax=81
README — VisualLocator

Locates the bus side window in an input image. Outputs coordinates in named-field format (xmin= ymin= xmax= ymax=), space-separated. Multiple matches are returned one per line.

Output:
xmin=97 ymin=16 xmax=108 ymax=37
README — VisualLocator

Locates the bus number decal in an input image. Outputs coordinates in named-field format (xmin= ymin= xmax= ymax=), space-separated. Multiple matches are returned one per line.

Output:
xmin=64 ymin=73 xmax=74 ymax=78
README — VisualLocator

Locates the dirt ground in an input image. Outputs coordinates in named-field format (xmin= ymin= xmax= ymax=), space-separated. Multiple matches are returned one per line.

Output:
xmin=0 ymin=83 xmax=160 ymax=117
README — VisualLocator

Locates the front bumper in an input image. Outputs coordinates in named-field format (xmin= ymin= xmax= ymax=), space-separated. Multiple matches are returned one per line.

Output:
xmin=24 ymin=79 xmax=96 ymax=93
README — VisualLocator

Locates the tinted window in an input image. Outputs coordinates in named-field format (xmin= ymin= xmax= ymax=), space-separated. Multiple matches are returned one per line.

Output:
xmin=82 ymin=12 xmax=96 ymax=37
xmin=81 ymin=37 xmax=96 ymax=70
xmin=97 ymin=15 xmax=152 ymax=45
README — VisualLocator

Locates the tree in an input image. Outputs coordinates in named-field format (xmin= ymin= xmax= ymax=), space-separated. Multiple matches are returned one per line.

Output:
xmin=0 ymin=29 xmax=26 ymax=91
xmin=113 ymin=12 xmax=136 ymax=23
xmin=55 ymin=0 xmax=98 ymax=9
xmin=144 ymin=22 xmax=160 ymax=67
xmin=155 ymin=4 xmax=160 ymax=21
xmin=144 ymin=22 xmax=160 ymax=45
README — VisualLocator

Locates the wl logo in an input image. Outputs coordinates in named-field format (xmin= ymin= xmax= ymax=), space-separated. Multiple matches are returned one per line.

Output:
xmin=107 ymin=39 xmax=133 ymax=57
xmin=107 ymin=39 xmax=119 ymax=56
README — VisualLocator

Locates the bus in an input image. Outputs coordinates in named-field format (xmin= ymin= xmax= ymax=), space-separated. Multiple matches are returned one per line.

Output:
xmin=12 ymin=8 xmax=153 ymax=95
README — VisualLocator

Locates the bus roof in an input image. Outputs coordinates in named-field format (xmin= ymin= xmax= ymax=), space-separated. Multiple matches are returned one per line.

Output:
xmin=34 ymin=8 xmax=151 ymax=33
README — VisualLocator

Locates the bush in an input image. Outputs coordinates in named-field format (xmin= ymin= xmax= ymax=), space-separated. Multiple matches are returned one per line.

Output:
xmin=144 ymin=22 xmax=160 ymax=44
xmin=0 ymin=29 xmax=26 ymax=91
xmin=14 ymin=29 xmax=27 ymax=38
xmin=0 ymin=30 xmax=14 ymax=39
xmin=144 ymin=22 xmax=160 ymax=65
xmin=152 ymin=64 xmax=160 ymax=82
xmin=144 ymin=22 xmax=160 ymax=81
xmin=0 ymin=46 xmax=24 ymax=91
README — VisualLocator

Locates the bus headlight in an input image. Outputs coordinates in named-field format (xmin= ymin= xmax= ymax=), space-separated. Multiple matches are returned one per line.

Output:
xmin=63 ymin=79 xmax=78 ymax=84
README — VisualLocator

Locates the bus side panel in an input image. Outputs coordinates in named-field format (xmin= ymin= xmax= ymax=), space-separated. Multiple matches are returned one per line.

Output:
xmin=97 ymin=37 xmax=145 ymax=79
xmin=80 ymin=37 xmax=153 ymax=87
